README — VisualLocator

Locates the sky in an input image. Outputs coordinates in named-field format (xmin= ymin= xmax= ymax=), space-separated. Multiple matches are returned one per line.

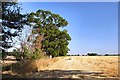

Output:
xmin=19 ymin=2 xmax=118 ymax=55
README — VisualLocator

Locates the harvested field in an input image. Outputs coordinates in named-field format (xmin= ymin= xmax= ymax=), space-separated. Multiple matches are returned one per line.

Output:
xmin=2 ymin=56 xmax=119 ymax=79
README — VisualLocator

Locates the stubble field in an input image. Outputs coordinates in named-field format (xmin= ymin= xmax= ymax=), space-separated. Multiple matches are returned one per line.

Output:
xmin=2 ymin=56 xmax=119 ymax=79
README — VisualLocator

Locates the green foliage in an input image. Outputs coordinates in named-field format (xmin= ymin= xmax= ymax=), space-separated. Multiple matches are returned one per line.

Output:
xmin=87 ymin=53 xmax=98 ymax=56
xmin=28 ymin=9 xmax=71 ymax=57
xmin=32 ymin=49 xmax=47 ymax=59
xmin=9 ymin=46 xmax=44 ymax=60
xmin=104 ymin=54 xmax=119 ymax=56
xmin=105 ymin=54 xmax=109 ymax=56
xmin=22 ymin=45 xmax=46 ymax=59
xmin=77 ymin=54 xmax=80 ymax=56
xmin=1 ymin=2 xmax=27 ymax=58
xmin=2 ymin=4 xmax=71 ymax=59
xmin=42 ymin=29 xmax=71 ymax=57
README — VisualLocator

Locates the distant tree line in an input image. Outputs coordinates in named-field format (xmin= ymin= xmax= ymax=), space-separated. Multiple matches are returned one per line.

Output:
xmin=67 ymin=53 xmax=119 ymax=56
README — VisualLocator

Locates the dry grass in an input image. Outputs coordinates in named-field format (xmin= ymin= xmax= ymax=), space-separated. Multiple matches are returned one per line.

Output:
xmin=2 ymin=56 xmax=119 ymax=78
xmin=10 ymin=57 xmax=61 ymax=75
xmin=45 ymin=56 xmax=118 ymax=77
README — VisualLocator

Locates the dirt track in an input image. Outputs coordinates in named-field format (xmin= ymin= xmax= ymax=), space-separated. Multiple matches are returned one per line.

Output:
xmin=43 ymin=56 xmax=118 ymax=77
xmin=2 ymin=56 xmax=119 ymax=79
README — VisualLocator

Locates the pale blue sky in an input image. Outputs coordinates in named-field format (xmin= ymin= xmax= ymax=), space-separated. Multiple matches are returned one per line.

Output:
xmin=20 ymin=2 xmax=118 ymax=55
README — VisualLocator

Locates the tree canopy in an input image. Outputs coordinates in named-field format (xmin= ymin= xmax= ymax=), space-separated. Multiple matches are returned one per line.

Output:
xmin=1 ymin=2 xmax=27 ymax=58
xmin=1 ymin=3 xmax=71 ymax=59
xmin=28 ymin=10 xmax=71 ymax=57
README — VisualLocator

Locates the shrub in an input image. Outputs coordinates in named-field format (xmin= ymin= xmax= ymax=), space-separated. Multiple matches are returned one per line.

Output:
xmin=12 ymin=46 xmax=46 ymax=60
xmin=105 ymin=54 xmax=109 ymax=56
xmin=87 ymin=53 xmax=98 ymax=56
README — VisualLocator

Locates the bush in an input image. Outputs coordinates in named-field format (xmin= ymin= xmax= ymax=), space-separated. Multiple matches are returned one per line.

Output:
xmin=32 ymin=49 xmax=47 ymax=59
xmin=12 ymin=46 xmax=47 ymax=60
xmin=23 ymin=48 xmax=47 ymax=60
xmin=77 ymin=54 xmax=80 ymax=56
xmin=105 ymin=54 xmax=109 ymax=56
xmin=87 ymin=53 xmax=98 ymax=56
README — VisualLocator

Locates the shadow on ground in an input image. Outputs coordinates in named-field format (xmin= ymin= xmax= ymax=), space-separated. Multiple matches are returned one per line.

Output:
xmin=2 ymin=70 xmax=119 ymax=80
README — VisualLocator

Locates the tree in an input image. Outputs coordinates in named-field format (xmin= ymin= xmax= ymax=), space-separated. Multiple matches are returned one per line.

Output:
xmin=28 ymin=10 xmax=71 ymax=57
xmin=1 ymin=2 xmax=27 ymax=58
xmin=87 ymin=53 xmax=98 ymax=56
xmin=42 ymin=28 xmax=71 ymax=57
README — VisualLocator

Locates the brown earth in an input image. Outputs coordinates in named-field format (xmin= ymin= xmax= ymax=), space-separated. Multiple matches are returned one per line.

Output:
xmin=2 ymin=56 xmax=119 ymax=79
